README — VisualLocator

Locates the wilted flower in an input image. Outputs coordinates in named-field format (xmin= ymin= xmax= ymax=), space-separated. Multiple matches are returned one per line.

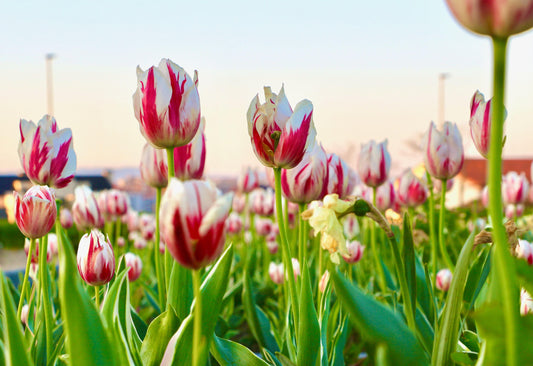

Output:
xmin=160 ymin=179 xmax=233 ymax=269
xmin=436 ymin=269 xmax=453 ymax=291
xmin=140 ymin=143 xmax=168 ymax=188
xmin=422 ymin=121 xmax=464 ymax=180
xmin=358 ymin=140 xmax=391 ymax=188
xmin=173 ymin=117 xmax=206 ymax=180
xmin=77 ymin=229 xmax=115 ymax=286
xmin=18 ymin=115 xmax=76 ymax=188
xmin=247 ymin=85 xmax=316 ymax=169
xmin=124 ymin=253 xmax=143 ymax=282
xmin=14 ymin=185 xmax=57 ymax=239
xmin=133 ymin=58 xmax=200 ymax=149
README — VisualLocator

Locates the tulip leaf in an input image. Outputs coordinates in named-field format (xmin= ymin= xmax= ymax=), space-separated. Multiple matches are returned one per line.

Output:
xmin=57 ymin=227 xmax=118 ymax=366
xmin=330 ymin=269 xmax=428 ymax=365
xmin=402 ymin=213 xmax=417 ymax=324
xmin=464 ymin=247 xmax=490 ymax=310
xmin=319 ymin=284 xmax=332 ymax=366
xmin=167 ymin=261 xmax=193 ymax=320
xmin=0 ymin=271 xmax=33 ymax=366
xmin=296 ymin=265 xmax=320 ymax=366
xmin=431 ymin=232 xmax=475 ymax=366
xmin=140 ymin=306 xmax=180 ymax=366
xmin=210 ymin=334 xmax=270 ymax=366
xmin=243 ymin=267 xmax=279 ymax=353
xmin=415 ymin=255 xmax=433 ymax=321
xmin=161 ymin=245 xmax=234 ymax=365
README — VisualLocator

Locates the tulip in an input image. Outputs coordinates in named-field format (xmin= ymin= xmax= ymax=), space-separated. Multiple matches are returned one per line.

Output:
xmin=160 ymin=178 xmax=233 ymax=270
xmin=124 ymin=253 xmax=143 ymax=282
xmin=250 ymin=188 xmax=275 ymax=217
xmin=505 ymin=203 xmax=525 ymax=219
xmin=225 ymin=212 xmax=243 ymax=234
xmin=72 ymin=185 xmax=103 ymax=230
xmin=232 ymin=193 xmax=246 ymax=214
xmin=362 ymin=181 xmax=396 ymax=211
xmin=358 ymin=140 xmax=391 ymax=188
xmin=47 ymin=233 xmax=58 ymax=257
xmin=77 ymin=229 xmax=115 ymax=286
xmin=397 ymin=170 xmax=428 ymax=207
xmin=343 ymin=214 xmax=360 ymax=240
xmin=133 ymin=234 xmax=148 ymax=250
xmin=18 ymin=115 xmax=77 ymax=189
xmin=422 ymin=121 xmax=464 ymax=180
xmin=99 ymin=189 xmax=129 ymax=219
xmin=342 ymin=240 xmax=365 ymax=264
xmin=291 ymin=258 xmax=301 ymax=278
xmin=516 ymin=239 xmax=533 ymax=265
xmin=60 ymin=207 xmax=73 ymax=229
xmin=124 ymin=210 xmax=140 ymax=232
xmin=173 ymin=117 xmax=206 ymax=180
xmin=117 ymin=236 xmax=126 ymax=247
xmin=266 ymin=237 xmax=279 ymax=254
xmin=281 ymin=141 xmax=328 ymax=204
xmin=140 ymin=143 xmax=168 ymax=188
xmin=520 ymin=289 xmax=533 ymax=315
xmin=326 ymin=153 xmax=358 ymax=199
xmin=319 ymin=270 xmax=330 ymax=293
xmin=481 ymin=185 xmax=489 ymax=208
xmin=436 ymin=269 xmax=453 ymax=291
xmin=237 ymin=167 xmax=259 ymax=193
xmin=269 ymin=262 xmax=284 ymax=284
xmin=21 ymin=304 xmax=30 ymax=326
xmin=502 ymin=171 xmax=529 ymax=205
xmin=433 ymin=177 xmax=454 ymax=193
xmin=14 ymin=185 xmax=57 ymax=239
xmin=445 ymin=0 xmax=533 ymax=38
xmin=139 ymin=213 xmax=156 ymax=241
xmin=133 ymin=59 xmax=201 ymax=149
xmin=247 ymin=85 xmax=316 ymax=169
xmin=469 ymin=90 xmax=507 ymax=158
xmin=255 ymin=217 xmax=273 ymax=236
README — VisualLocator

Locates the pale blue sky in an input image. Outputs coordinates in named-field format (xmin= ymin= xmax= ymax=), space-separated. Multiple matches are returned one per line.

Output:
xmin=1 ymin=0 xmax=532 ymax=176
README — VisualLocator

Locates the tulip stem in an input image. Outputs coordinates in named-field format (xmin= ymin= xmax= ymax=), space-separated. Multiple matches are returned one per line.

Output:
xmin=371 ymin=187 xmax=387 ymax=292
xmin=154 ymin=187 xmax=165 ymax=310
xmin=39 ymin=234 xmax=53 ymax=359
xmin=165 ymin=148 xmax=175 ymax=291
xmin=489 ymin=36 xmax=519 ymax=366
xmin=17 ymin=237 xmax=36 ymax=321
xmin=438 ymin=179 xmax=454 ymax=270
xmin=166 ymin=148 xmax=175 ymax=179
xmin=192 ymin=269 xmax=203 ymax=366
xmin=298 ymin=203 xmax=307 ymax=268
xmin=94 ymin=285 xmax=100 ymax=309
xmin=426 ymin=172 xmax=438 ymax=283
xmin=274 ymin=167 xmax=299 ymax=329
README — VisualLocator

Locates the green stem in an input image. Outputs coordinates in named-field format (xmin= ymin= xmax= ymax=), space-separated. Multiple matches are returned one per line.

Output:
xmin=39 ymin=234 xmax=53 ymax=358
xmin=192 ymin=269 xmax=203 ymax=366
xmin=166 ymin=148 xmax=175 ymax=179
xmin=298 ymin=204 xmax=306 ymax=268
xmin=426 ymin=172 xmax=438 ymax=282
xmin=489 ymin=36 xmax=519 ymax=366
xmin=371 ymin=187 xmax=387 ymax=291
xmin=165 ymin=148 xmax=175 ymax=292
xmin=154 ymin=187 xmax=165 ymax=310
xmin=273 ymin=167 xmax=299 ymax=328
xmin=438 ymin=179 xmax=454 ymax=270
xmin=17 ymin=237 xmax=36 ymax=321
xmin=94 ymin=285 xmax=100 ymax=309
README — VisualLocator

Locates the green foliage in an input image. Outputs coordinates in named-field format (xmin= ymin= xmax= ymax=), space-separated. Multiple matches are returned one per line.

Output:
xmin=296 ymin=265 xmax=320 ymax=366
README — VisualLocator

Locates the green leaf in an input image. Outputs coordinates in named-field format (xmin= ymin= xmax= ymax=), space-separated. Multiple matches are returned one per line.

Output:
xmin=242 ymin=268 xmax=279 ymax=352
xmin=415 ymin=256 xmax=433 ymax=322
xmin=162 ymin=245 xmax=234 ymax=365
xmin=296 ymin=265 xmax=320 ymax=366
xmin=463 ymin=247 xmax=490 ymax=309
xmin=210 ymin=334 xmax=270 ymax=366
xmin=57 ymin=227 xmax=118 ymax=366
xmin=0 ymin=271 xmax=33 ymax=366
xmin=140 ymin=306 xmax=180 ymax=366
xmin=330 ymin=269 xmax=428 ymax=365
xmin=431 ymin=232 xmax=475 ymax=366
xmin=167 ymin=261 xmax=193 ymax=321
xmin=402 ymin=213 xmax=417 ymax=323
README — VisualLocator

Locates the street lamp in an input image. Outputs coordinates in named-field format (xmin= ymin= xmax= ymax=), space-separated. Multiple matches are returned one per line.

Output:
xmin=438 ymin=72 xmax=450 ymax=127
xmin=45 ymin=53 xmax=56 ymax=116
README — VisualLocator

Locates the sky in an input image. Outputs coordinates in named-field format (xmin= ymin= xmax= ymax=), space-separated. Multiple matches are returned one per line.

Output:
xmin=1 ymin=0 xmax=533 ymax=177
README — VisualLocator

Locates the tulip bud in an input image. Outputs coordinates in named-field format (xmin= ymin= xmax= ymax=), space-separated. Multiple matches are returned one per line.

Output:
xmin=326 ymin=153 xmax=358 ymax=199
xmin=266 ymin=237 xmax=279 ymax=254
xmin=225 ymin=212 xmax=243 ymax=234
xmin=247 ymin=85 xmax=317 ymax=169
xmin=47 ymin=233 xmax=58 ymax=258
xmin=397 ymin=170 xmax=428 ymax=207
xmin=362 ymin=181 xmax=396 ymax=211
xmin=436 ymin=269 xmax=453 ymax=291
xmin=124 ymin=253 xmax=143 ymax=282
xmin=124 ymin=210 xmax=140 ymax=232
xmin=21 ymin=304 xmax=30 ymax=326
xmin=517 ymin=240 xmax=533 ymax=265
xmin=255 ymin=217 xmax=273 ymax=236
xmin=502 ymin=171 xmax=529 ymax=205
xmin=77 ymin=229 xmax=115 ymax=286
xmin=160 ymin=178 xmax=233 ymax=270
xmin=269 ymin=262 xmax=284 ymax=284
xmin=291 ymin=258 xmax=301 ymax=278
xmin=469 ymin=90 xmax=507 ymax=159
xmin=422 ymin=122 xmax=464 ymax=180
xmin=14 ymin=185 xmax=57 ymax=239
xmin=139 ymin=213 xmax=156 ymax=241
xmin=358 ymin=140 xmax=391 ymax=188
xmin=237 ymin=167 xmax=259 ymax=193
xmin=521 ymin=289 xmax=533 ymax=316
xmin=506 ymin=204 xmax=525 ymax=219
xmin=342 ymin=240 xmax=365 ymax=264
xmin=343 ymin=214 xmax=360 ymax=240
xmin=319 ymin=270 xmax=330 ymax=293
xmin=60 ymin=207 xmax=73 ymax=229
xmin=232 ymin=193 xmax=246 ymax=214
xmin=445 ymin=0 xmax=533 ymax=38
xmin=105 ymin=189 xmax=129 ymax=218
xmin=133 ymin=59 xmax=201 ymax=149
xmin=72 ymin=185 xmax=103 ymax=230
xmin=281 ymin=141 xmax=329 ymax=204
xmin=481 ymin=185 xmax=489 ymax=208
xmin=250 ymin=188 xmax=275 ymax=216
xmin=140 ymin=143 xmax=168 ymax=188
xmin=173 ymin=117 xmax=206 ymax=180
xmin=18 ymin=115 xmax=77 ymax=189
xmin=117 ymin=236 xmax=126 ymax=247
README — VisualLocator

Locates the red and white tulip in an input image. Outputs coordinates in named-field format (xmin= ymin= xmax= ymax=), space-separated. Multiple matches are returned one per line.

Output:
xmin=326 ymin=153 xmax=358 ymax=199
xmin=436 ymin=269 xmax=453 ymax=291
xmin=423 ymin=122 xmax=464 ymax=181
xmin=342 ymin=240 xmax=365 ymax=264
xmin=502 ymin=171 xmax=529 ymax=205
xmin=72 ymin=185 xmax=103 ymax=230
xmin=397 ymin=170 xmax=428 ymax=207
xmin=124 ymin=252 xmax=143 ymax=282
xmin=140 ymin=143 xmax=168 ymax=188
xmin=173 ymin=117 xmax=206 ymax=180
xmin=14 ymin=185 xmax=57 ymax=239
xmin=77 ymin=229 xmax=115 ymax=286
xmin=237 ymin=167 xmax=259 ymax=193
xmin=358 ymin=140 xmax=391 ymax=188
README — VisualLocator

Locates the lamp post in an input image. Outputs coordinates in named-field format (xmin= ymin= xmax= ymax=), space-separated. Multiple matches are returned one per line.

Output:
xmin=46 ymin=53 xmax=56 ymax=116
xmin=438 ymin=72 xmax=449 ymax=127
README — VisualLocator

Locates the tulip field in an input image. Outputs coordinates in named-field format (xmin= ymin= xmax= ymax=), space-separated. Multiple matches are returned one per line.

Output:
xmin=3 ymin=3 xmax=533 ymax=366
